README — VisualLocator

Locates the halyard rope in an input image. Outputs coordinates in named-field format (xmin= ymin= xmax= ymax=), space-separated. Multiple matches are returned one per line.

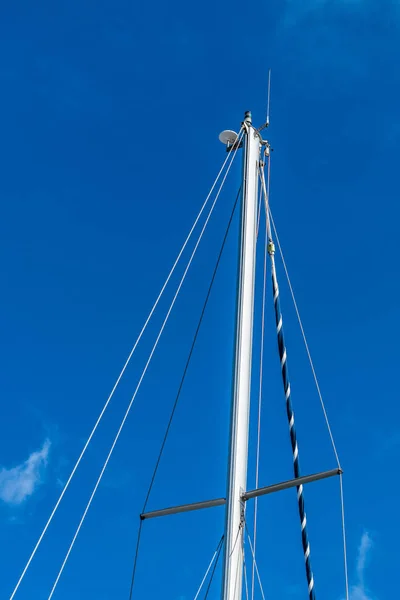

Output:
xmin=260 ymin=162 xmax=316 ymax=600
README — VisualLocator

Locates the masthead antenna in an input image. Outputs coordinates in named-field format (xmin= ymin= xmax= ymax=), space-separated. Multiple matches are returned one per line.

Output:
xmin=257 ymin=69 xmax=271 ymax=132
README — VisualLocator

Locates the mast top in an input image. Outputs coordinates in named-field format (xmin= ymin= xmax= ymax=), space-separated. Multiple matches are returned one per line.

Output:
xmin=244 ymin=110 xmax=252 ymax=124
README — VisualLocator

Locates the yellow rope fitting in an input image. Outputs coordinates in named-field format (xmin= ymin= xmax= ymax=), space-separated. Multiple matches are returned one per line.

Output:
xmin=268 ymin=241 xmax=275 ymax=255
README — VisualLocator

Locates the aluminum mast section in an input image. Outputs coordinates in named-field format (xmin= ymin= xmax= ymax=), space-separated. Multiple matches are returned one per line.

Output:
xmin=128 ymin=112 xmax=342 ymax=599
xmin=221 ymin=112 xmax=260 ymax=600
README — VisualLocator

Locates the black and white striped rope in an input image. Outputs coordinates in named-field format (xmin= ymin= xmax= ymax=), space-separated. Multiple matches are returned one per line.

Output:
xmin=259 ymin=154 xmax=316 ymax=599
xmin=268 ymin=239 xmax=316 ymax=600
xmin=268 ymin=206 xmax=349 ymax=600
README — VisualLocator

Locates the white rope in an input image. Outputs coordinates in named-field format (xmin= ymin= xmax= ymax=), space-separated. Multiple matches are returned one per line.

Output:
xmin=192 ymin=540 xmax=223 ymax=600
xmin=251 ymin=171 xmax=268 ymax=600
xmin=232 ymin=541 xmax=243 ymax=599
xmin=256 ymin=181 xmax=263 ymax=238
xmin=243 ymin=548 xmax=250 ymax=600
xmin=339 ymin=474 xmax=350 ymax=600
xmin=259 ymin=155 xmax=272 ymax=242
xmin=268 ymin=209 xmax=342 ymax=469
xmin=45 ymin=132 xmax=244 ymax=600
xmin=246 ymin=531 xmax=266 ymax=600
xmin=8 ymin=131 xmax=243 ymax=600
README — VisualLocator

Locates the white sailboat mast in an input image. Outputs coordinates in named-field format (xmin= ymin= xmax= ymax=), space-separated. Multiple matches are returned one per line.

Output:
xmin=221 ymin=111 xmax=260 ymax=600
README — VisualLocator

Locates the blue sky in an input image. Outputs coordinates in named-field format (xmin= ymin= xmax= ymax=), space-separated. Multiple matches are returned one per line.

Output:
xmin=0 ymin=0 xmax=399 ymax=598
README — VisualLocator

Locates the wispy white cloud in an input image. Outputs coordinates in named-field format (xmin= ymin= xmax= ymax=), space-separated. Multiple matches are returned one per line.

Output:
xmin=0 ymin=439 xmax=51 ymax=505
xmin=356 ymin=532 xmax=372 ymax=584
xmin=347 ymin=531 xmax=375 ymax=600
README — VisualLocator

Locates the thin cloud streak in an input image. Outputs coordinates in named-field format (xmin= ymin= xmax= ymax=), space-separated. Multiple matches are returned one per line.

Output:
xmin=0 ymin=439 xmax=51 ymax=505
xmin=345 ymin=531 xmax=375 ymax=600
xmin=356 ymin=532 xmax=373 ymax=586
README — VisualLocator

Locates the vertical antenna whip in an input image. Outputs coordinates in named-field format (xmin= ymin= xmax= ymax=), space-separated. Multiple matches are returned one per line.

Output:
xmin=266 ymin=68 xmax=271 ymax=127
xmin=258 ymin=69 xmax=271 ymax=132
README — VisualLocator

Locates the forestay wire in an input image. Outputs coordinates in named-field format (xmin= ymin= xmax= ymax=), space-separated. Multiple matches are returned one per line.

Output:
xmin=8 ymin=127 xmax=244 ymax=600
xmin=203 ymin=535 xmax=225 ymax=599
xmin=193 ymin=535 xmax=224 ymax=600
xmin=44 ymin=132 xmax=244 ymax=600
xmin=129 ymin=182 xmax=243 ymax=599
xmin=142 ymin=196 xmax=243 ymax=517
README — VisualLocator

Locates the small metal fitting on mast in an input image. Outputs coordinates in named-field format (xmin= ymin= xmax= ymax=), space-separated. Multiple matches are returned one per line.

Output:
xmin=244 ymin=110 xmax=252 ymax=124
xmin=267 ymin=240 xmax=275 ymax=256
